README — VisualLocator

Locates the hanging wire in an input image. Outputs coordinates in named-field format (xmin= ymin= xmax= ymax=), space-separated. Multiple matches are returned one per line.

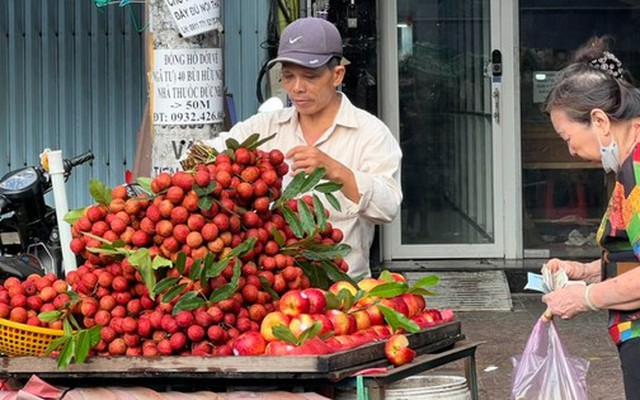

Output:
xmin=92 ymin=0 xmax=148 ymax=33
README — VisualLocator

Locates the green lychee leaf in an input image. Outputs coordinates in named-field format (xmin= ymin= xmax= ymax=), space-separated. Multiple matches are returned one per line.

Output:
xmin=378 ymin=304 xmax=420 ymax=334
xmin=75 ymin=331 xmax=91 ymax=364
xmin=338 ymin=288 xmax=358 ymax=310
xmin=312 ymin=194 xmax=327 ymax=232
xmin=203 ymin=259 xmax=231 ymax=280
xmin=259 ymin=276 xmax=280 ymax=300
xmin=238 ymin=133 xmax=261 ymax=149
xmin=57 ymin=337 xmax=76 ymax=369
xmin=272 ymin=324 xmax=298 ymax=345
xmin=297 ymin=199 xmax=316 ymax=237
xmin=209 ymin=261 xmax=241 ymax=303
xmin=281 ymin=204 xmax=304 ymax=238
xmin=225 ymin=137 xmax=241 ymax=151
xmin=189 ymin=259 xmax=203 ymax=281
xmin=302 ymin=243 xmax=351 ymax=261
xmin=252 ymin=132 xmax=278 ymax=149
xmin=64 ymin=207 xmax=86 ymax=225
xmin=378 ymin=270 xmax=394 ymax=283
xmin=175 ymin=252 xmax=187 ymax=275
xmin=63 ymin=318 xmax=73 ymax=336
xmin=162 ymin=283 xmax=188 ymax=303
xmin=38 ymin=310 xmax=64 ymax=323
xmin=314 ymin=181 xmax=342 ymax=193
xmin=299 ymin=168 xmax=326 ymax=194
xmin=128 ymin=249 xmax=156 ymax=296
xmin=136 ymin=177 xmax=152 ymax=194
xmin=296 ymin=260 xmax=330 ymax=291
xmin=280 ymin=172 xmax=307 ymax=203
xmin=324 ymin=291 xmax=342 ymax=310
xmin=208 ymin=284 xmax=235 ymax=304
xmin=88 ymin=179 xmax=112 ymax=206
xmin=413 ymin=275 xmax=440 ymax=288
xmin=270 ymin=226 xmax=286 ymax=247
xmin=324 ymin=192 xmax=341 ymax=212
xmin=367 ymin=282 xmax=409 ymax=298
xmin=153 ymin=276 xmax=181 ymax=297
xmin=321 ymin=259 xmax=357 ymax=287
xmin=151 ymin=255 xmax=172 ymax=270
xmin=228 ymin=237 xmax=257 ymax=258
xmin=172 ymin=292 xmax=205 ymax=315
xmin=408 ymin=287 xmax=437 ymax=296
xmin=44 ymin=335 xmax=69 ymax=356
xmin=198 ymin=196 xmax=213 ymax=211
xmin=297 ymin=321 xmax=322 ymax=344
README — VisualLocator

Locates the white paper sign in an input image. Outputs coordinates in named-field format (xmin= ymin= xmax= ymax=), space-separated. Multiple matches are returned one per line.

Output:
xmin=152 ymin=48 xmax=224 ymax=125
xmin=165 ymin=0 xmax=222 ymax=37
xmin=532 ymin=71 xmax=558 ymax=104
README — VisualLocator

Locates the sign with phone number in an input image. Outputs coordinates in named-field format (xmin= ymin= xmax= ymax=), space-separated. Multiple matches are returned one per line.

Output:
xmin=152 ymin=48 xmax=224 ymax=125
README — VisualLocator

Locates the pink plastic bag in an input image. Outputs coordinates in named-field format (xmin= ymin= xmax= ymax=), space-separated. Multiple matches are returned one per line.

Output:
xmin=510 ymin=319 xmax=589 ymax=400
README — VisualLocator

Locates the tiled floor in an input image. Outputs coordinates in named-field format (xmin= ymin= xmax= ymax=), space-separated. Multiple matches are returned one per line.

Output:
xmin=427 ymin=293 xmax=625 ymax=399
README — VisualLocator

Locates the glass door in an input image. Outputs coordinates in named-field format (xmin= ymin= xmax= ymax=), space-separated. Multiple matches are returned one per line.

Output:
xmin=383 ymin=0 xmax=506 ymax=259
xmin=520 ymin=0 xmax=640 ymax=260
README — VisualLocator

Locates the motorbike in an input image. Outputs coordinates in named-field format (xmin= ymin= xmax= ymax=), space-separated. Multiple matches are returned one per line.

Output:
xmin=0 ymin=151 xmax=94 ymax=280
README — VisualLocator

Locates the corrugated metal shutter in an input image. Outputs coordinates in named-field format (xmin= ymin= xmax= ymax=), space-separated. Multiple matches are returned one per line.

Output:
xmin=223 ymin=0 xmax=270 ymax=121
xmin=0 ymin=0 xmax=270 ymax=210
xmin=0 ymin=1 xmax=146 ymax=209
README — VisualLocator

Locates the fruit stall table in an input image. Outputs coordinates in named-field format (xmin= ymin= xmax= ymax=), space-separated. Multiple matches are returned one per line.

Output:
xmin=0 ymin=321 xmax=480 ymax=399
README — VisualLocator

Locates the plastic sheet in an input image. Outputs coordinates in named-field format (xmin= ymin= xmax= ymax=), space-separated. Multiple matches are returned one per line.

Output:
xmin=511 ymin=319 xmax=589 ymax=400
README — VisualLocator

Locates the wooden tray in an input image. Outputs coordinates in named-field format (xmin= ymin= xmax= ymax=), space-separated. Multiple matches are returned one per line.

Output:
xmin=0 ymin=321 xmax=462 ymax=382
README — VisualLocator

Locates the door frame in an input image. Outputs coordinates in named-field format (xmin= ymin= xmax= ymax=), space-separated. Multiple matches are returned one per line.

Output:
xmin=378 ymin=0 xmax=522 ymax=261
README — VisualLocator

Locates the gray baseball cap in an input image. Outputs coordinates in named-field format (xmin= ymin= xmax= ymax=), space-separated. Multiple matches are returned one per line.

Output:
xmin=268 ymin=18 xmax=346 ymax=69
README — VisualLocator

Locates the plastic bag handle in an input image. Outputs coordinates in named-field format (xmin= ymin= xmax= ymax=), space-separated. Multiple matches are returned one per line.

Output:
xmin=541 ymin=307 xmax=554 ymax=322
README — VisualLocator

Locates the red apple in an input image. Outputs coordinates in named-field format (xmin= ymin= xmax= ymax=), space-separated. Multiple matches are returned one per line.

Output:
xmin=370 ymin=325 xmax=392 ymax=339
xmin=279 ymin=289 xmax=310 ymax=316
xmin=325 ymin=309 xmax=356 ymax=336
xmin=265 ymin=340 xmax=297 ymax=356
xmin=440 ymin=308 xmax=455 ymax=323
xmin=328 ymin=281 xmax=358 ymax=297
xmin=401 ymin=293 xmax=426 ymax=318
xmin=388 ymin=272 xmax=407 ymax=283
xmin=233 ymin=331 xmax=266 ymax=356
xmin=365 ymin=305 xmax=386 ymax=326
xmin=385 ymin=334 xmax=416 ymax=366
xmin=351 ymin=310 xmax=372 ymax=331
xmin=311 ymin=314 xmax=334 ymax=336
xmin=357 ymin=278 xmax=383 ymax=293
xmin=301 ymin=288 xmax=327 ymax=314
xmin=288 ymin=313 xmax=315 ymax=338
xmin=380 ymin=297 xmax=410 ymax=318
xmin=260 ymin=311 xmax=290 ymax=342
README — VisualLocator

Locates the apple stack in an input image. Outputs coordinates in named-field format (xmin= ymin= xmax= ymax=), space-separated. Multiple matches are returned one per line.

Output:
xmin=257 ymin=273 xmax=453 ymax=360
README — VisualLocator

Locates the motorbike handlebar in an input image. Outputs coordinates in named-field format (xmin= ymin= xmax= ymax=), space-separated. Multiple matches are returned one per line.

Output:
xmin=63 ymin=151 xmax=94 ymax=173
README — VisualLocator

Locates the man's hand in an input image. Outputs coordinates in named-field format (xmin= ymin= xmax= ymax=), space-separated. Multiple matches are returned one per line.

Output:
xmin=286 ymin=146 xmax=360 ymax=204
xmin=286 ymin=146 xmax=339 ymax=180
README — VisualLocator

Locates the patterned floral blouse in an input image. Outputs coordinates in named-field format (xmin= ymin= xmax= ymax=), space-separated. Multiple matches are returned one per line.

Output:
xmin=597 ymin=142 xmax=640 ymax=344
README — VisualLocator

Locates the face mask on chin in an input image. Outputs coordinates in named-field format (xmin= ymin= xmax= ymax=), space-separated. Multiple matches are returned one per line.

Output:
xmin=596 ymin=134 xmax=621 ymax=174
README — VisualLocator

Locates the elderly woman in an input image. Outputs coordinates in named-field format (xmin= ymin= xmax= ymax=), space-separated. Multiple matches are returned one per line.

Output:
xmin=541 ymin=36 xmax=640 ymax=398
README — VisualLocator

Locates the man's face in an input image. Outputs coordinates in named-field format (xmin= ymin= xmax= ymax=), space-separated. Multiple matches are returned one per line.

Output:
xmin=280 ymin=62 xmax=345 ymax=116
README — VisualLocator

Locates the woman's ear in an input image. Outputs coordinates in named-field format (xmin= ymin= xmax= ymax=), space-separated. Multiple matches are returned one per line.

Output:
xmin=590 ymin=109 xmax=610 ymax=134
